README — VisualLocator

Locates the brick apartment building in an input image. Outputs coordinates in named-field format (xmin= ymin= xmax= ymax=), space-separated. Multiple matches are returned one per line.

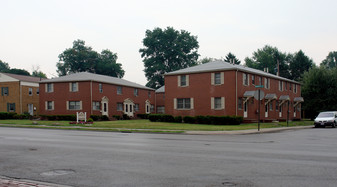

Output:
xmin=0 ymin=73 xmax=44 ymax=115
xmin=39 ymin=72 xmax=155 ymax=118
xmin=164 ymin=61 xmax=303 ymax=122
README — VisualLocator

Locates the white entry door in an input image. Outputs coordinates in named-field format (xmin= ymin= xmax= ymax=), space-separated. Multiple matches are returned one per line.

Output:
xmin=123 ymin=98 xmax=134 ymax=117
xmin=244 ymin=102 xmax=248 ymax=118
xmin=101 ymin=96 xmax=109 ymax=116
xmin=265 ymin=104 xmax=268 ymax=118
xmin=28 ymin=104 xmax=33 ymax=116
xmin=279 ymin=105 xmax=282 ymax=118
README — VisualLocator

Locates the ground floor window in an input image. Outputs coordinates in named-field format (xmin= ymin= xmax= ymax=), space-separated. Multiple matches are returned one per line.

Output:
xmin=238 ymin=98 xmax=243 ymax=110
xmin=93 ymin=101 xmax=100 ymax=110
xmin=69 ymin=101 xmax=81 ymax=110
xmin=47 ymin=101 xmax=54 ymax=110
xmin=117 ymin=103 xmax=123 ymax=111
xmin=157 ymin=106 xmax=165 ymax=113
xmin=135 ymin=104 xmax=139 ymax=112
xmin=7 ymin=103 xmax=15 ymax=112
xmin=177 ymin=98 xmax=191 ymax=109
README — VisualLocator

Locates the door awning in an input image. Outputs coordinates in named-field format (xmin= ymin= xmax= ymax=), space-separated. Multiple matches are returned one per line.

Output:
xmin=243 ymin=91 xmax=255 ymax=104
xmin=279 ymin=95 xmax=290 ymax=101
xmin=294 ymin=97 xmax=304 ymax=107
xmin=264 ymin=93 xmax=277 ymax=105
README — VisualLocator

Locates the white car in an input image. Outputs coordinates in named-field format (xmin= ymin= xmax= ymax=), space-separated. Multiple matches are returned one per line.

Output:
xmin=314 ymin=111 xmax=337 ymax=128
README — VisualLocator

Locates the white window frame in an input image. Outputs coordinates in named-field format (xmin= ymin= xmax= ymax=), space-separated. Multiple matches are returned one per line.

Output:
xmin=211 ymin=97 xmax=225 ymax=110
xmin=294 ymin=84 xmax=297 ymax=93
xmin=174 ymin=98 xmax=194 ymax=110
xmin=92 ymin=101 xmax=101 ymax=111
xmin=134 ymin=88 xmax=138 ymax=96
xmin=99 ymin=83 xmax=103 ymax=93
xmin=243 ymin=73 xmax=249 ymax=86
xmin=279 ymin=81 xmax=283 ymax=91
xmin=252 ymin=75 xmax=255 ymax=85
xmin=46 ymin=83 xmax=54 ymax=93
xmin=28 ymin=88 xmax=33 ymax=96
xmin=178 ymin=75 xmax=189 ymax=87
xmin=264 ymin=78 xmax=270 ymax=89
xmin=117 ymin=86 xmax=122 ymax=95
xmin=69 ymin=82 xmax=78 ymax=92
xmin=67 ymin=101 xmax=82 ymax=110
xmin=45 ymin=101 xmax=54 ymax=110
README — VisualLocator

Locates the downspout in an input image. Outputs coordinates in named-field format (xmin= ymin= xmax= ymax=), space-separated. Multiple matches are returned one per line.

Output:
xmin=154 ymin=89 xmax=157 ymax=114
xmin=235 ymin=70 xmax=238 ymax=116
xmin=19 ymin=81 xmax=22 ymax=114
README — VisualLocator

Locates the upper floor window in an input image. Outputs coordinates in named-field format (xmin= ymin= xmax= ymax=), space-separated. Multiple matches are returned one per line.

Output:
xmin=264 ymin=78 xmax=270 ymax=89
xmin=117 ymin=86 xmax=122 ymax=95
xmin=29 ymin=88 xmax=33 ymax=96
xmin=70 ymin=82 xmax=78 ymax=92
xmin=99 ymin=83 xmax=103 ymax=93
xmin=252 ymin=75 xmax=255 ymax=85
xmin=279 ymin=81 xmax=283 ymax=91
xmin=46 ymin=83 xmax=53 ymax=93
xmin=178 ymin=75 xmax=189 ymax=87
xmin=243 ymin=73 xmax=249 ymax=86
xmin=134 ymin=88 xmax=138 ymax=96
xmin=289 ymin=83 xmax=292 ymax=90
xmin=37 ymin=88 xmax=39 ymax=95
xmin=285 ymin=82 xmax=288 ymax=91
xmin=1 ymin=87 xmax=9 ymax=96
xmin=258 ymin=77 xmax=262 ymax=85
xmin=215 ymin=73 xmax=221 ymax=85
xmin=148 ymin=91 xmax=151 ymax=98
xmin=294 ymin=84 xmax=297 ymax=93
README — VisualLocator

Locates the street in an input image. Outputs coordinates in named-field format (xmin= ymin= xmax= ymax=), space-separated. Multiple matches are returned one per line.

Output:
xmin=0 ymin=127 xmax=337 ymax=187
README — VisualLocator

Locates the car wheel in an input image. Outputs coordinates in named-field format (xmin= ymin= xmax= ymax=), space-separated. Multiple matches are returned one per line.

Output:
xmin=333 ymin=122 xmax=336 ymax=128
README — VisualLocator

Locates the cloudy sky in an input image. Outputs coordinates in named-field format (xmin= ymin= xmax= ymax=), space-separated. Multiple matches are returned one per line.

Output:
xmin=1 ymin=0 xmax=336 ymax=85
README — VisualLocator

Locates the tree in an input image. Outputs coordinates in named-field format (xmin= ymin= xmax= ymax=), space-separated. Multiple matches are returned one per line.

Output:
xmin=139 ymin=27 xmax=199 ymax=89
xmin=289 ymin=50 xmax=315 ymax=81
xmin=32 ymin=65 xmax=47 ymax=78
xmin=6 ymin=68 xmax=30 ymax=76
xmin=320 ymin=51 xmax=337 ymax=68
xmin=57 ymin=40 xmax=124 ymax=78
xmin=197 ymin=57 xmax=215 ymax=64
xmin=302 ymin=67 xmax=337 ymax=119
xmin=224 ymin=52 xmax=241 ymax=64
xmin=245 ymin=45 xmax=291 ymax=79
xmin=0 ymin=60 xmax=10 ymax=72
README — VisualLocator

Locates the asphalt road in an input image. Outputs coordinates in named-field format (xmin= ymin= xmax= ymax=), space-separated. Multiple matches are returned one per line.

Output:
xmin=0 ymin=127 xmax=337 ymax=187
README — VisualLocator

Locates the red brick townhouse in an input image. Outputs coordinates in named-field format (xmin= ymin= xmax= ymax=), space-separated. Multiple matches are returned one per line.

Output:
xmin=164 ymin=61 xmax=304 ymax=122
xmin=0 ymin=73 xmax=44 ymax=115
xmin=39 ymin=72 xmax=155 ymax=118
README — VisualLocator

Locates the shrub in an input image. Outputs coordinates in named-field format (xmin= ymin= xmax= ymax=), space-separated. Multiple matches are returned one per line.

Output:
xmin=0 ymin=112 xmax=16 ymax=119
xmin=149 ymin=114 xmax=161 ymax=122
xmin=122 ymin=114 xmax=130 ymax=120
xmin=112 ymin=115 xmax=121 ymax=120
xmin=174 ymin=116 xmax=182 ymax=123
xmin=87 ymin=118 xmax=94 ymax=122
xmin=39 ymin=115 xmax=76 ymax=121
xmin=13 ymin=114 xmax=30 ymax=119
xmin=100 ymin=115 xmax=110 ymax=121
xmin=90 ymin=115 xmax=100 ymax=121
xmin=148 ymin=114 xmax=175 ymax=122
xmin=195 ymin=115 xmax=211 ymax=124
xmin=183 ymin=116 xmax=196 ymax=124
xmin=137 ymin=114 xmax=149 ymax=119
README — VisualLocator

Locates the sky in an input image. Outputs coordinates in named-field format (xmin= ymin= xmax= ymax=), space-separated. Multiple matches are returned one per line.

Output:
xmin=1 ymin=0 xmax=337 ymax=86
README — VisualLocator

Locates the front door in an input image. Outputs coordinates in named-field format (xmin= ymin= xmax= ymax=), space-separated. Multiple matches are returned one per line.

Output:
xmin=265 ymin=104 xmax=268 ymax=118
xmin=244 ymin=102 xmax=248 ymax=118
xmin=123 ymin=98 xmax=134 ymax=117
xmin=279 ymin=105 xmax=282 ymax=118
xmin=101 ymin=96 xmax=109 ymax=116
xmin=28 ymin=104 xmax=33 ymax=116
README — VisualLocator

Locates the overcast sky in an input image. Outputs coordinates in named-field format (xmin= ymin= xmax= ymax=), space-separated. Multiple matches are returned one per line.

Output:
xmin=1 ymin=0 xmax=337 ymax=85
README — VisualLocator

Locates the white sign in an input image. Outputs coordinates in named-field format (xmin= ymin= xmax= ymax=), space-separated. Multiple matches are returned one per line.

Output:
xmin=77 ymin=112 xmax=87 ymax=122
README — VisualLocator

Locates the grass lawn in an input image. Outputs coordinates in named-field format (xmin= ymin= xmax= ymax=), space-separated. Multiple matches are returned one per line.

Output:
xmin=0 ymin=119 xmax=314 ymax=131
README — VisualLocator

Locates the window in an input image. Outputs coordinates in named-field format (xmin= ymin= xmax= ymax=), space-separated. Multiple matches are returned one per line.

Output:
xmin=7 ymin=103 xmax=15 ymax=112
xmin=70 ymin=82 xmax=78 ymax=92
xmin=157 ymin=106 xmax=165 ymax=114
xmin=69 ymin=101 xmax=81 ymax=110
xmin=29 ymin=88 xmax=33 ymax=96
xmin=46 ymin=101 xmax=54 ymax=110
xmin=285 ymin=82 xmax=288 ymax=91
xmin=46 ymin=83 xmax=53 ymax=93
xmin=117 ymin=103 xmax=123 ymax=111
xmin=294 ymin=84 xmax=297 ymax=93
xmin=258 ymin=77 xmax=262 ymax=85
xmin=279 ymin=81 xmax=283 ymax=91
xmin=264 ymin=78 xmax=270 ymax=89
xmin=238 ymin=98 xmax=243 ymax=110
xmin=276 ymin=101 xmax=279 ymax=111
xmin=214 ymin=73 xmax=221 ymax=85
xmin=134 ymin=88 xmax=138 ymax=96
xmin=252 ymin=75 xmax=255 ymax=85
xmin=150 ymin=105 xmax=155 ymax=113
xmin=117 ymin=86 xmax=122 ymax=95
xmin=2 ymin=87 xmax=9 ymax=96
xmin=93 ymin=101 xmax=100 ymax=110
xmin=99 ymin=84 xmax=103 ymax=93
xmin=177 ymin=98 xmax=191 ymax=109
xmin=148 ymin=91 xmax=151 ymax=98
xmin=212 ymin=97 xmax=224 ymax=110
xmin=180 ymin=75 xmax=187 ymax=86
xmin=37 ymin=88 xmax=39 ymax=95
xmin=243 ymin=73 xmax=249 ymax=86
xmin=269 ymin=102 xmax=273 ymax=111
xmin=135 ymin=104 xmax=139 ymax=112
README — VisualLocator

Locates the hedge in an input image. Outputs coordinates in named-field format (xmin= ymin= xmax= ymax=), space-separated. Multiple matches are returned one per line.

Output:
xmin=149 ymin=114 xmax=243 ymax=125
xmin=137 ymin=114 xmax=150 ymax=119
xmin=0 ymin=112 xmax=17 ymax=119
xmin=40 ymin=115 xmax=76 ymax=121
xmin=90 ymin=115 xmax=110 ymax=121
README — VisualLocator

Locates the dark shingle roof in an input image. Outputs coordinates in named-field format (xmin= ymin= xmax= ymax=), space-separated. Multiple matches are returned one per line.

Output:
xmin=40 ymin=72 xmax=154 ymax=90
xmin=2 ymin=73 xmax=47 ymax=83
xmin=165 ymin=61 xmax=299 ymax=84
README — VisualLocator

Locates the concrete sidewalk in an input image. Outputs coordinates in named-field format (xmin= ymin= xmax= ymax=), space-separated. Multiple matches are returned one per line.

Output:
xmin=185 ymin=126 xmax=313 ymax=135
xmin=0 ymin=176 xmax=71 ymax=187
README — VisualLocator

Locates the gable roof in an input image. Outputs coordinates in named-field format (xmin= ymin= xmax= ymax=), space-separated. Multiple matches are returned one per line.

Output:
xmin=40 ymin=72 xmax=154 ymax=90
xmin=165 ymin=61 xmax=299 ymax=84
xmin=156 ymin=86 xmax=165 ymax=93
xmin=1 ymin=73 xmax=47 ymax=83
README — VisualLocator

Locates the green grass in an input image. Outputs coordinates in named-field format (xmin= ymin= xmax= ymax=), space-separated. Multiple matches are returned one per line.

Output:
xmin=0 ymin=119 xmax=314 ymax=131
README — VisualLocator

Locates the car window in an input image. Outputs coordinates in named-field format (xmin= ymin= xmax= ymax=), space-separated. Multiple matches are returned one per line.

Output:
xmin=317 ymin=113 xmax=334 ymax=118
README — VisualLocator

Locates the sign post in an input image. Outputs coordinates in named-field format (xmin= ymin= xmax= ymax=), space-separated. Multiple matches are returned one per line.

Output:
xmin=254 ymin=85 xmax=264 ymax=131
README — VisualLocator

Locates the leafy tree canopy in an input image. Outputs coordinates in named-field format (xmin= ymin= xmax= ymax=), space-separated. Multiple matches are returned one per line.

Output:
xmin=57 ymin=40 xmax=124 ymax=78
xmin=244 ymin=45 xmax=291 ymax=79
xmin=0 ymin=60 xmax=10 ymax=72
xmin=289 ymin=50 xmax=315 ymax=81
xmin=302 ymin=67 xmax=337 ymax=119
xmin=198 ymin=57 xmax=215 ymax=64
xmin=224 ymin=52 xmax=241 ymax=64
xmin=5 ymin=68 xmax=30 ymax=76
xmin=139 ymin=27 xmax=199 ymax=89
xmin=320 ymin=51 xmax=337 ymax=68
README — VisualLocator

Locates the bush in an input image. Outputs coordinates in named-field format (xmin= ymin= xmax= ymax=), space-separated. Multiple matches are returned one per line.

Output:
xmin=90 ymin=115 xmax=100 ymax=121
xmin=183 ymin=116 xmax=196 ymax=124
xmin=137 ymin=114 xmax=149 ymax=119
xmin=112 ymin=115 xmax=121 ymax=120
xmin=122 ymin=114 xmax=130 ymax=120
xmin=100 ymin=115 xmax=110 ymax=121
xmin=13 ymin=114 xmax=30 ymax=119
xmin=174 ymin=116 xmax=182 ymax=123
xmin=87 ymin=118 xmax=94 ymax=122
xmin=0 ymin=112 xmax=16 ymax=119
xmin=39 ymin=115 xmax=76 ymax=121
xmin=148 ymin=114 xmax=175 ymax=122
xmin=195 ymin=115 xmax=211 ymax=124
